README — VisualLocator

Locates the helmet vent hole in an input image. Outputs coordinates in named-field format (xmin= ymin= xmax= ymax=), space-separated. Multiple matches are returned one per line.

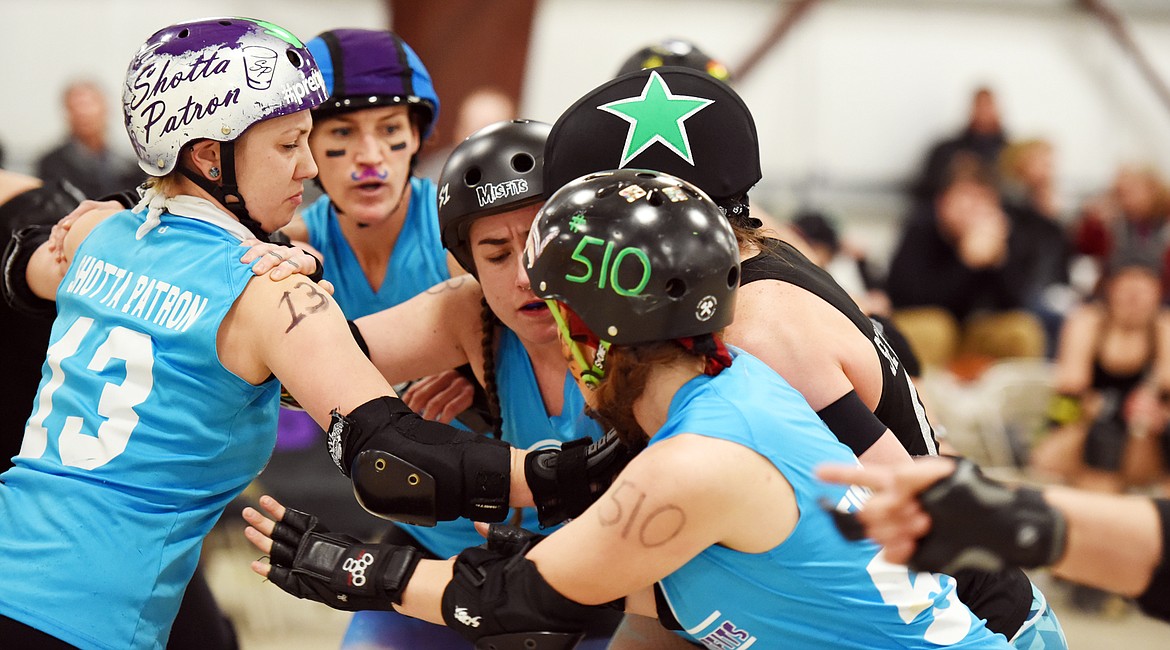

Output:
xmin=511 ymin=153 xmax=535 ymax=174
xmin=596 ymin=183 xmax=618 ymax=199
xmin=636 ymin=172 xmax=656 ymax=179
xmin=665 ymin=278 xmax=687 ymax=298
xmin=286 ymin=50 xmax=302 ymax=67
xmin=647 ymin=189 xmax=664 ymax=206
xmin=727 ymin=266 xmax=739 ymax=288
xmin=178 ymin=28 xmax=190 ymax=38
xmin=218 ymin=20 xmax=232 ymax=26
xmin=464 ymin=167 xmax=482 ymax=187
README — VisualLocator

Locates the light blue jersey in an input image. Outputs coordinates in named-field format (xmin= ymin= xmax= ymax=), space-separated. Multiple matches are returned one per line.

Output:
xmin=655 ymin=350 xmax=1010 ymax=650
xmin=300 ymin=176 xmax=450 ymax=318
xmin=343 ymin=327 xmax=605 ymax=649
xmin=0 ymin=202 xmax=279 ymax=649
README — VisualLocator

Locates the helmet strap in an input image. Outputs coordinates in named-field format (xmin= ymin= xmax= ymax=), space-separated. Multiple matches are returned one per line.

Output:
xmin=546 ymin=299 xmax=608 ymax=389
xmin=179 ymin=141 xmax=268 ymax=240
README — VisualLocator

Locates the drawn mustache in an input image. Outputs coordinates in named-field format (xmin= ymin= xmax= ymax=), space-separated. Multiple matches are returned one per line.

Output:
xmin=351 ymin=168 xmax=390 ymax=182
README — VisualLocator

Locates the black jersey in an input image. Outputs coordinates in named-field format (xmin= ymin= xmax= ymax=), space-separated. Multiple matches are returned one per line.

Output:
xmin=0 ymin=182 xmax=84 ymax=464
xmin=741 ymin=238 xmax=1033 ymax=638
xmin=741 ymin=239 xmax=938 ymax=456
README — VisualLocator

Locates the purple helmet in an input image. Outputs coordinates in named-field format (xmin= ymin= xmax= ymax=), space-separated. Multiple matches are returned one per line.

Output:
xmin=123 ymin=17 xmax=326 ymax=177
xmin=307 ymin=29 xmax=440 ymax=138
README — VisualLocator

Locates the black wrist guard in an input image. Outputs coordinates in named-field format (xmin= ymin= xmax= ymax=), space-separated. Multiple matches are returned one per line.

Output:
xmin=3 ymin=224 xmax=56 ymax=318
xmin=526 ymin=430 xmax=641 ymax=528
xmin=912 ymin=458 xmax=1067 ymax=576
xmin=265 ymin=506 xmax=422 ymax=610
xmin=442 ymin=541 xmax=618 ymax=645
xmin=331 ymin=396 xmax=511 ymax=524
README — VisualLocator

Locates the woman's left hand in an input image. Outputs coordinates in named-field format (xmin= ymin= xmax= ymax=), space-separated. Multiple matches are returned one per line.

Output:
xmin=239 ymin=239 xmax=321 ymax=281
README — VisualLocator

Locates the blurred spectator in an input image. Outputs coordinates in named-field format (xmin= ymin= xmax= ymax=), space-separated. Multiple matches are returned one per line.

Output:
xmin=35 ymin=80 xmax=142 ymax=199
xmin=914 ymin=86 xmax=1008 ymax=201
xmin=888 ymin=154 xmax=1046 ymax=376
xmin=792 ymin=209 xmax=891 ymax=316
xmin=1071 ymin=165 xmax=1170 ymax=298
xmin=1032 ymin=250 xmax=1170 ymax=495
xmin=415 ymin=86 xmax=516 ymax=181
xmin=998 ymin=138 xmax=1076 ymax=354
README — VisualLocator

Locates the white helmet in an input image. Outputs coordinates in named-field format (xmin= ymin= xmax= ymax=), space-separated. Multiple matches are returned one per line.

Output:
xmin=123 ymin=17 xmax=327 ymax=176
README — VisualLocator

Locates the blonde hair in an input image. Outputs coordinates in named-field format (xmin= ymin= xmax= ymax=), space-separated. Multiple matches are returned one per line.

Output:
xmin=143 ymin=173 xmax=184 ymax=198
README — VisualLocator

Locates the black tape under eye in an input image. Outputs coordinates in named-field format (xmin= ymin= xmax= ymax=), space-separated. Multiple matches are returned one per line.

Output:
xmin=325 ymin=149 xmax=346 ymax=157
xmin=390 ymin=142 xmax=408 ymax=151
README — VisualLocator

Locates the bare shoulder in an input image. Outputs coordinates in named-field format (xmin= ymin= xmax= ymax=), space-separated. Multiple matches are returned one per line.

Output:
xmin=623 ymin=433 xmax=763 ymax=499
xmin=64 ymin=207 xmax=125 ymax=259
xmin=235 ymin=273 xmax=339 ymax=333
xmin=729 ymin=279 xmax=864 ymax=362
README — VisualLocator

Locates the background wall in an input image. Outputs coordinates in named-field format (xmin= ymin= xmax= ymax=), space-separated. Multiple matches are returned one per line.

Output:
xmin=0 ymin=0 xmax=387 ymax=171
xmin=5 ymin=0 xmax=1170 ymax=263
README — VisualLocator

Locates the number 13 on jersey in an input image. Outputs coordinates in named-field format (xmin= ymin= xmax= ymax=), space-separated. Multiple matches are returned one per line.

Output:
xmin=20 ymin=316 xmax=155 ymax=470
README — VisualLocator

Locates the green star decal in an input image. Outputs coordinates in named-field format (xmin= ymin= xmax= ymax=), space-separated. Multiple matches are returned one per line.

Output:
xmin=597 ymin=71 xmax=714 ymax=168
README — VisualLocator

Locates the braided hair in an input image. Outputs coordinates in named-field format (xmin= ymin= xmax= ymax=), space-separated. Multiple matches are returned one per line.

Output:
xmin=478 ymin=297 xmax=504 ymax=439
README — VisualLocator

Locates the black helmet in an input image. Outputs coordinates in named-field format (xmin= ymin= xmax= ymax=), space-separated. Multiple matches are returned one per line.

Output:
xmin=616 ymin=38 xmax=732 ymax=83
xmin=438 ymin=119 xmax=551 ymax=275
xmin=526 ymin=169 xmax=739 ymax=346
xmin=544 ymin=68 xmax=760 ymax=209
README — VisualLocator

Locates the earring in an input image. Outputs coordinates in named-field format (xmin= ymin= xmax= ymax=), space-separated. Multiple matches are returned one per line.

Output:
xmin=208 ymin=167 xmax=220 ymax=180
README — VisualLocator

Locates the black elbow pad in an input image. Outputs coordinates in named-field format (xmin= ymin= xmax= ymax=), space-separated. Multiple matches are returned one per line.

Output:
xmin=331 ymin=395 xmax=511 ymax=524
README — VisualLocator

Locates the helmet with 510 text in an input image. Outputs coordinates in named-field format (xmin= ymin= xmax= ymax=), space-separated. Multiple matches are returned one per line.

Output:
xmin=439 ymin=119 xmax=550 ymax=275
xmin=307 ymin=29 xmax=440 ymax=138
xmin=123 ymin=17 xmax=326 ymax=177
xmin=525 ymin=169 xmax=739 ymax=346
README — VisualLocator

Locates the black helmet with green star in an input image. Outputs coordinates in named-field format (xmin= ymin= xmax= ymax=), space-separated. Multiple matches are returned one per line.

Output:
xmin=544 ymin=67 xmax=760 ymax=208
xmin=525 ymin=169 xmax=740 ymax=347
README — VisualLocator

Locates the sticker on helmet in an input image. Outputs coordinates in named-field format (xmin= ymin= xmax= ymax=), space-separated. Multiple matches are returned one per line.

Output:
xmin=597 ymin=70 xmax=714 ymax=168
xmin=243 ymin=46 xmax=278 ymax=90
xmin=476 ymin=179 xmax=529 ymax=207
xmin=696 ymin=295 xmax=718 ymax=321
xmin=618 ymin=184 xmax=647 ymax=203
